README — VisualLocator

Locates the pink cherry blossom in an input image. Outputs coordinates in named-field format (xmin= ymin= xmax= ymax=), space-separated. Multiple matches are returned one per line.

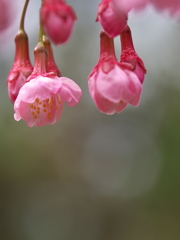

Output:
xmin=120 ymin=25 xmax=146 ymax=83
xmin=88 ymin=31 xmax=142 ymax=115
xmin=14 ymin=41 xmax=82 ymax=127
xmin=6 ymin=30 xmax=33 ymax=103
xmin=40 ymin=0 xmax=77 ymax=45
xmin=96 ymin=0 xmax=128 ymax=38
xmin=14 ymin=75 xmax=82 ymax=127
xmin=88 ymin=64 xmax=142 ymax=115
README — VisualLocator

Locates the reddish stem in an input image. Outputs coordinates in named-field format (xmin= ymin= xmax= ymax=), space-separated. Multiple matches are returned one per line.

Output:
xmin=100 ymin=31 xmax=116 ymax=61
xmin=120 ymin=25 xmax=135 ymax=51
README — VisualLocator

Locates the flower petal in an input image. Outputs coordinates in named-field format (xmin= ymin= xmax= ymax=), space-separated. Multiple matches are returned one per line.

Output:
xmin=89 ymin=75 xmax=127 ymax=114
xmin=96 ymin=65 xmax=129 ymax=103
xmin=60 ymin=77 xmax=82 ymax=107
xmin=16 ymin=76 xmax=62 ymax=103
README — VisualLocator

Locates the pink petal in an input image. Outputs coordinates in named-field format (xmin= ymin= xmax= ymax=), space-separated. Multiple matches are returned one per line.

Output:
xmin=15 ymin=76 xmax=62 ymax=104
xmin=96 ymin=65 xmax=139 ymax=103
xmin=7 ymin=72 xmax=27 ymax=103
xmin=88 ymin=75 xmax=128 ymax=114
xmin=60 ymin=77 xmax=82 ymax=107
xmin=14 ymin=100 xmax=64 ymax=127
xmin=125 ymin=70 xmax=142 ymax=106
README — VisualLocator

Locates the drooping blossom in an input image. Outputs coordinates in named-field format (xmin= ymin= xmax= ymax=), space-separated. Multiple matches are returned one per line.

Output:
xmin=88 ymin=31 xmax=142 ymax=115
xmin=6 ymin=30 xmax=33 ymax=103
xmin=40 ymin=0 xmax=77 ymax=45
xmin=120 ymin=25 xmax=146 ymax=83
xmin=96 ymin=0 xmax=128 ymax=38
xmin=14 ymin=42 xmax=82 ymax=127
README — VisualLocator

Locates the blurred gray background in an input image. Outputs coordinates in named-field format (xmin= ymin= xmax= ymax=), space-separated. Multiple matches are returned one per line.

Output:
xmin=0 ymin=1 xmax=180 ymax=239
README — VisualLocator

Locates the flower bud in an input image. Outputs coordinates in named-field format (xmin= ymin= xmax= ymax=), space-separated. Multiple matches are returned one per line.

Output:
xmin=6 ymin=30 xmax=33 ymax=103
xmin=40 ymin=0 xmax=77 ymax=45
xmin=96 ymin=0 xmax=128 ymax=38
xmin=120 ymin=25 xmax=147 ymax=83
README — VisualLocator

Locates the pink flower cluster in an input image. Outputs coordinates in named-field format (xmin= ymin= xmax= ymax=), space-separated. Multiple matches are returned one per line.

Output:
xmin=96 ymin=0 xmax=180 ymax=39
xmin=12 ymin=40 xmax=82 ymax=127
xmin=89 ymin=0 xmax=180 ymax=114
xmin=6 ymin=0 xmax=82 ymax=127
xmin=6 ymin=0 xmax=147 ymax=126
xmin=7 ymin=0 xmax=180 ymax=127
xmin=88 ymin=28 xmax=146 ymax=114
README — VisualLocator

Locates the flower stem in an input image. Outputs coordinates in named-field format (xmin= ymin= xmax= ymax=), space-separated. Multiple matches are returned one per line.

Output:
xmin=38 ymin=22 xmax=45 ymax=43
xmin=99 ymin=30 xmax=116 ymax=61
xmin=39 ymin=0 xmax=46 ymax=43
xmin=120 ymin=25 xmax=135 ymax=51
xmin=19 ymin=0 xmax=29 ymax=31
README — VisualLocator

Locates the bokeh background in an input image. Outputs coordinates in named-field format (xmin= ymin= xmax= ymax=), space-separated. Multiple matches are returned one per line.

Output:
xmin=0 ymin=0 xmax=180 ymax=239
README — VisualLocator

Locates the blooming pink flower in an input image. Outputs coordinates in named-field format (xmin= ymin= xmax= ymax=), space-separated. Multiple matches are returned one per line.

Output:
xmin=40 ymin=0 xmax=77 ymax=45
xmin=120 ymin=25 xmax=146 ymax=83
xmin=96 ymin=0 xmax=128 ymax=38
xmin=88 ymin=31 xmax=142 ymax=115
xmin=6 ymin=30 xmax=33 ymax=103
xmin=14 ymin=75 xmax=82 ymax=127
xmin=14 ymin=42 xmax=82 ymax=127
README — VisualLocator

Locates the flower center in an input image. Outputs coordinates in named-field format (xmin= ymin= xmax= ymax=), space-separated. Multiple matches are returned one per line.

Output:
xmin=29 ymin=95 xmax=61 ymax=120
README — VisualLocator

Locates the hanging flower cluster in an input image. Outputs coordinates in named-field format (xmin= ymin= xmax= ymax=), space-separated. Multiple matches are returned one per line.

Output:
xmin=88 ymin=28 xmax=146 ymax=115
xmin=89 ymin=0 xmax=147 ymax=114
xmin=5 ymin=0 xmax=180 ymax=127
xmin=6 ymin=0 xmax=82 ymax=127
